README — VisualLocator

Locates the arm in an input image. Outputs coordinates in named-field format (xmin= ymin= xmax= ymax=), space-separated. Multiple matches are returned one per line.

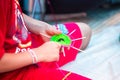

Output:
xmin=0 ymin=42 xmax=61 ymax=73
xmin=0 ymin=51 xmax=33 ymax=73
xmin=23 ymin=14 xmax=61 ymax=41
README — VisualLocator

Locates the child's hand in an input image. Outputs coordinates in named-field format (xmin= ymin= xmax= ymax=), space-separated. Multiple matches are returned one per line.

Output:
xmin=33 ymin=41 xmax=61 ymax=62
xmin=40 ymin=25 xmax=61 ymax=42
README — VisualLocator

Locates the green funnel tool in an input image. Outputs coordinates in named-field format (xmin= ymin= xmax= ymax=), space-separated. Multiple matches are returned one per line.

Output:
xmin=50 ymin=34 xmax=71 ymax=46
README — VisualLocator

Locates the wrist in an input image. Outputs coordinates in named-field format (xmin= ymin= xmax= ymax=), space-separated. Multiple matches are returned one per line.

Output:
xmin=28 ymin=48 xmax=38 ymax=64
xmin=32 ymin=48 xmax=45 ymax=62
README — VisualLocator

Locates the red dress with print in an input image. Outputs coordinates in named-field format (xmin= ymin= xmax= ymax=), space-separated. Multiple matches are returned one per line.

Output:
xmin=0 ymin=0 xmax=90 ymax=80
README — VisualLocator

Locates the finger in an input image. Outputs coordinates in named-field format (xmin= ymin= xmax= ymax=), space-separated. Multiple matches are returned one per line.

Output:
xmin=56 ymin=42 xmax=61 ymax=48
xmin=52 ymin=42 xmax=61 ymax=49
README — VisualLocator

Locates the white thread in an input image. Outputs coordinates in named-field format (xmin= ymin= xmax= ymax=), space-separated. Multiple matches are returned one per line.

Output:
xmin=28 ymin=49 xmax=38 ymax=64
xmin=72 ymin=37 xmax=86 ymax=41
xmin=68 ymin=29 xmax=76 ymax=36
xmin=70 ymin=46 xmax=86 ymax=53
xmin=62 ymin=46 xmax=66 ymax=57
xmin=40 ymin=33 xmax=51 ymax=38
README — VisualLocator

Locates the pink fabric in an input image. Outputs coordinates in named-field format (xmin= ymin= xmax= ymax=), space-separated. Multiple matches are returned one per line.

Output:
xmin=57 ymin=22 xmax=83 ymax=66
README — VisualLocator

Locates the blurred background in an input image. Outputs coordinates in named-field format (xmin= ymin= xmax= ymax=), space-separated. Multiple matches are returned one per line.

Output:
xmin=19 ymin=0 xmax=120 ymax=32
